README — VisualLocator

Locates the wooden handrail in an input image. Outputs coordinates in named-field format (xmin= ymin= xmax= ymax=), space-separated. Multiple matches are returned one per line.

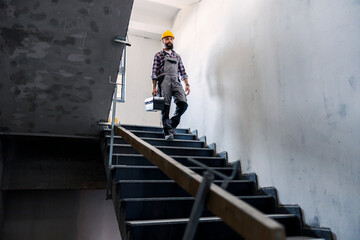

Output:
xmin=115 ymin=125 xmax=286 ymax=240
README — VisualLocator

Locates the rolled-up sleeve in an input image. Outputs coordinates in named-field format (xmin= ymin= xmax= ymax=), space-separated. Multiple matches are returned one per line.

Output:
xmin=178 ymin=56 xmax=188 ymax=80
xmin=151 ymin=54 xmax=159 ymax=80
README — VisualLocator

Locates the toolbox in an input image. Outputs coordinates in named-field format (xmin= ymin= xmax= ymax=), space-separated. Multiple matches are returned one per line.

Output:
xmin=144 ymin=96 xmax=165 ymax=112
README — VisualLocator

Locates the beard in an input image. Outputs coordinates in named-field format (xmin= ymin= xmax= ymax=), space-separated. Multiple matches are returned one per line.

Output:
xmin=165 ymin=42 xmax=173 ymax=49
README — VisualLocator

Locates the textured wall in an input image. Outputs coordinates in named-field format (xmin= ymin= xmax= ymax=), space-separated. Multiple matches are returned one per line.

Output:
xmin=2 ymin=190 xmax=120 ymax=240
xmin=173 ymin=0 xmax=360 ymax=239
xmin=0 ymin=138 xmax=4 ymax=235
xmin=116 ymin=34 xmax=162 ymax=126
xmin=0 ymin=0 xmax=133 ymax=136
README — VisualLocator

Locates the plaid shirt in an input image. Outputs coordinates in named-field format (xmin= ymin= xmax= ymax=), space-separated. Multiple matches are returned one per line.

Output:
xmin=151 ymin=49 xmax=188 ymax=81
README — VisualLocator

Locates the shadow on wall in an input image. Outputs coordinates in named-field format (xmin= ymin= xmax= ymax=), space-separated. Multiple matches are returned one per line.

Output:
xmin=204 ymin=38 xmax=264 ymax=171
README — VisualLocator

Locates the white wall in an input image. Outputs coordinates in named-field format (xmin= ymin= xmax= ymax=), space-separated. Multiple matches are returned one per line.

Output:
xmin=173 ymin=0 xmax=360 ymax=239
xmin=116 ymin=34 xmax=162 ymax=126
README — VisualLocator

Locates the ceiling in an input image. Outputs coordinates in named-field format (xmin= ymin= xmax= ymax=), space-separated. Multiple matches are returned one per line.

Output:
xmin=128 ymin=0 xmax=201 ymax=39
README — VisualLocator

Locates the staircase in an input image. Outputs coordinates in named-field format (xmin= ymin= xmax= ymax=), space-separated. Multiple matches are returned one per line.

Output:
xmin=101 ymin=124 xmax=332 ymax=240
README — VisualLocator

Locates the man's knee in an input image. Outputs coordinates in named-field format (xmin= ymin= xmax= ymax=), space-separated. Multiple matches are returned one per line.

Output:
xmin=176 ymin=101 xmax=188 ymax=114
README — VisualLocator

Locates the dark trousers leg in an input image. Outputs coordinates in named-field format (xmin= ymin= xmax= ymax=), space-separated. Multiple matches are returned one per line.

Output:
xmin=162 ymin=104 xmax=172 ymax=135
xmin=170 ymin=101 xmax=188 ymax=129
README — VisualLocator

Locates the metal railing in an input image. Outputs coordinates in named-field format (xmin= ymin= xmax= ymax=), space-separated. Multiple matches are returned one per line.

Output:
xmin=114 ymin=125 xmax=286 ymax=240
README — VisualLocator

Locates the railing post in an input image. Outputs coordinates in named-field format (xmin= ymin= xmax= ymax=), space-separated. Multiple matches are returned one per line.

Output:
xmin=182 ymin=171 xmax=214 ymax=240
xmin=108 ymin=83 xmax=118 ymax=169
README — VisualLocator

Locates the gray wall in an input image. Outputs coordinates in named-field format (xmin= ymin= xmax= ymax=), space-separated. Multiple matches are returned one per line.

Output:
xmin=173 ymin=0 xmax=360 ymax=239
xmin=0 ymin=0 xmax=133 ymax=136
xmin=1 ymin=190 xmax=120 ymax=240
xmin=0 ymin=138 xmax=4 ymax=235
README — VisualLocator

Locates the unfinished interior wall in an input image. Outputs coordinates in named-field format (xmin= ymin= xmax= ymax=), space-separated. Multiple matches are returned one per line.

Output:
xmin=173 ymin=0 xmax=360 ymax=239
xmin=1 ymin=190 xmax=119 ymax=240
xmin=116 ymin=34 xmax=162 ymax=126
xmin=0 ymin=139 xmax=3 ymax=235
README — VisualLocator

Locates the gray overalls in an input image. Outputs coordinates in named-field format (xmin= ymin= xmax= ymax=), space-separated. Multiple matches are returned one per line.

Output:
xmin=158 ymin=56 xmax=188 ymax=135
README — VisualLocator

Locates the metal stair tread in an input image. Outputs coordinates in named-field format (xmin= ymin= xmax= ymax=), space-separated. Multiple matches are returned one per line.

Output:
xmin=120 ymin=195 xmax=273 ymax=202
xmin=109 ymin=143 xmax=211 ymax=151
xmin=111 ymin=165 xmax=234 ymax=170
xmin=123 ymin=129 xmax=195 ymax=136
xmin=112 ymin=153 xmax=225 ymax=159
xmin=115 ymin=179 xmax=252 ymax=184
xmin=126 ymin=214 xmax=297 ymax=226
xmin=105 ymin=136 xmax=203 ymax=144
xmin=103 ymin=124 xmax=189 ymax=132
xmin=287 ymin=237 xmax=325 ymax=240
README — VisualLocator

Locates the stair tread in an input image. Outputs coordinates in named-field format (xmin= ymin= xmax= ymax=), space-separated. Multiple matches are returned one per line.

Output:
xmin=105 ymin=136 xmax=202 ymax=143
xmin=116 ymin=179 xmax=251 ymax=183
xmin=124 ymin=129 xmax=195 ymax=136
xmin=103 ymin=123 xmax=189 ymax=131
xmin=126 ymin=214 xmax=296 ymax=225
xmin=111 ymin=165 xmax=234 ymax=170
xmin=110 ymin=143 xmax=210 ymax=151
xmin=120 ymin=195 xmax=273 ymax=201
xmin=112 ymin=153 xmax=225 ymax=159
xmin=287 ymin=237 xmax=325 ymax=240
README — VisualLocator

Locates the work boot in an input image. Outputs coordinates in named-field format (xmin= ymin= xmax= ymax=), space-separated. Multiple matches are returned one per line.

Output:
xmin=169 ymin=128 xmax=176 ymax=136
xmin=165 ymin=133 xmax=174 ymax=141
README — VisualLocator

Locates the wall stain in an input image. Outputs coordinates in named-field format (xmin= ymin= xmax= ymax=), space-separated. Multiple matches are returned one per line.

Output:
xmin=0 ymin=27 xmax=30 ymax=55
xmin=54 ymin=36 xmax=76 ymax=46
xmin=83 ymin=49 xmax=91 ymax=55
xmin=78 ymin=8 xmax=89 ymax=16
xmin=98 ymin=67 xmax=104 ymax=73
xmin=103 ymin=6 xmax=112 ymax=15
xmin=33 ymin=2 xmax=40 ymax=10
xmin=14 ymin=6 xmax=29 ymax=17
xmin=89 ymin=21 xmax=99 ymax=32
xmin=49 ymin=19 xmax=59 ymax=27
xmin=338 ymin=104 xmax=347 ymax=118
xmin=10 ymin=70 xmax=28 ymax=85
xmin=30 ymin=13 xmax=47 ymax=21
xmin=348 ymin=75 xmax=359 ymax=90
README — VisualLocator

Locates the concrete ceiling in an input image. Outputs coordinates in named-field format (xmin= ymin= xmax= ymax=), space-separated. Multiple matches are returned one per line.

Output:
xmin=128 ymin=0 xmax=200 ymax=40
xmin=0 ymin=0 xmax=134 ymax=136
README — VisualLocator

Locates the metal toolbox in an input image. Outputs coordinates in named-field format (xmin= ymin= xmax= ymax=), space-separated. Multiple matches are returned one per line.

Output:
xmin=144 ymin=96 xmax=165 ymax=112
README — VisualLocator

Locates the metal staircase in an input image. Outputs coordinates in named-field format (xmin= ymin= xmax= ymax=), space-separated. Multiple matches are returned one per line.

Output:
xmin=101 ymin=124 xmax=332 ymax=240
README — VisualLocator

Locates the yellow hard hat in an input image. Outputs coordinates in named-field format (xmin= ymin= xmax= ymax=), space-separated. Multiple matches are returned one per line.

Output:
xmin=161 ymin=30 xmax=175 ymax=39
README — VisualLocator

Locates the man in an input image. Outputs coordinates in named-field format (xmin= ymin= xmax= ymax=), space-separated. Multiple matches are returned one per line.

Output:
xmin=151 ymin=30 xmax=190 ymax=140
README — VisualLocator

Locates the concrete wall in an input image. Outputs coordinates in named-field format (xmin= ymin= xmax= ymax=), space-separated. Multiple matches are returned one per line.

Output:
xmin=0 ymin=138 xmax=4 ymax=235
xmin=1 ymin=190 xmax=120 ymax=240
xmin=0 ymin=0 xmax=133 ymax=136
xmin=116 ymin=34 xmax=162 ymax=126
xmin=172 ymin=0 xmax=360 ymax=239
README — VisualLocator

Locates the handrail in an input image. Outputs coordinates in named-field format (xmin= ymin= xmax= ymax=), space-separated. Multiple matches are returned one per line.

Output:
xmin=114 ymin=125 xmax=286 ymax=240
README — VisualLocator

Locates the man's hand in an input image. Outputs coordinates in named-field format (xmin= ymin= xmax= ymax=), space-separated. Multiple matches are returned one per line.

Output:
xmin=185 ymin=85 xmax=190 ymax=95
xmin=152 ymin=86 xmax=158 ymax=96
xmin=152 ymin=79 xmax=158 ymax=96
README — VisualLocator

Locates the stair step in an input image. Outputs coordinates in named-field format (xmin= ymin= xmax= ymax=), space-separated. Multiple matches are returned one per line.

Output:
xmin=115 ymin=180 xmax=255 ymax=198
xmin=121 ymin=124 xmax=189 ymax=134
xmin=112 ymin=154 xmax=227 ymax=167
xmin=125 ymin=215 xmax=302 ymax=240
xmin=287 ymin=237 xmax=325 ymax=240
xmin=124 ymin=130 xmax=196 ymax=140
xmin=112 ymin=166 xmax=238 ymax=180
xmin=105 ymin=136 xmax=204 ymax=148
xmin=119 ymin=196 xmax=276 ymax=222
xmin=110 ymin=144 xmax=214 ymax=157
